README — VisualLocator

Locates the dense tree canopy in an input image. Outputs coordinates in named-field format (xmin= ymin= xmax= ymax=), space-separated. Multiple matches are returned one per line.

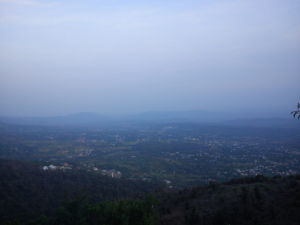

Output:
xmin=1 ymin=160 xmax=300 ymax=225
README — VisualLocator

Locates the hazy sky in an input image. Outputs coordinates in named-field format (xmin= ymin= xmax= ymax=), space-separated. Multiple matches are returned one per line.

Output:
xmin=0 ymin=0 xmax=299 ymax=117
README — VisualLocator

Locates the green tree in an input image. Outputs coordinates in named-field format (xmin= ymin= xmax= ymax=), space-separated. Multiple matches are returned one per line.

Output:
xmin=291 ymin=102 xmax=300 ymax=119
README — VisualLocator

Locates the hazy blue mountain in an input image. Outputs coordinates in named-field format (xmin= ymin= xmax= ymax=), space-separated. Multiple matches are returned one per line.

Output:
xmin=222 ymin=117 xmax=299 ymax=128
xmin=0 ymin=111 xmax=297 ymax=128
xmin=0 ymin=112 xmax=112 ymax=126
xmin=0 ymin=110 xmax=233 ymax=126
xmin=127 ymin=110 xmax=237 ymax=123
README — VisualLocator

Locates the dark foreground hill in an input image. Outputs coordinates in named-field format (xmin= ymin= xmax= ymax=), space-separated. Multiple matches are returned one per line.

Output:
xmin=159 ymin=175 xmax=300 ymax=225
xmin=0 ymin=159 xmax=300 ymax=225
xmin=0 ymin=159 xmax=162 ymax=223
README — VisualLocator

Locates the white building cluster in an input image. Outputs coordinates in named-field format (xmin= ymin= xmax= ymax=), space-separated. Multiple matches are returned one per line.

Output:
xmin=42 ymin=163 xmax=72 ymax=171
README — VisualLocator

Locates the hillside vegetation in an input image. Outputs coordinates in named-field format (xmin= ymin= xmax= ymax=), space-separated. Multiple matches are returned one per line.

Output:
xmin=0 ymin=159 xmax=162 ymax=223
xmin=159 ymin=175 xmax=300 ymax=225
xmin=1 ymin=160 xmax=300 ymax=225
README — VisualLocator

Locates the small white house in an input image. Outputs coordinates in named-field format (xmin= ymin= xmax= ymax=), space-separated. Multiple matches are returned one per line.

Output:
xmin=49 ymin=164 xmax=57 ymax=170
xmin=42 ymin=166 xmax=49 ymax=170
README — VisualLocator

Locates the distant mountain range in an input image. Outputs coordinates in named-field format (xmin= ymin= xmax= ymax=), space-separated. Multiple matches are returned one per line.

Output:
xmin=221 ymin=117 xmax=299 ymax=128
xmin=0 ymin=112 xmax=111 ymax=126
xmin=0 ymin=111 xmax=298 ymax=128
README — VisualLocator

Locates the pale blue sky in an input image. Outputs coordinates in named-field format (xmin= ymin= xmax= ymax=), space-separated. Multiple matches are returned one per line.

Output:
xmin=0 ymin=0 xmax=299 ymax=117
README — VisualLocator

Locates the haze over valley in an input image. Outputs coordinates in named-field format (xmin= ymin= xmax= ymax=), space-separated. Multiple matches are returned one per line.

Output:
xmin=0 ymin=0 xmax=300 ymax=224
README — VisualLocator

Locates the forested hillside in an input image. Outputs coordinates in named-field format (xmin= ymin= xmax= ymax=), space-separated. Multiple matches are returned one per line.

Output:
xmin=0 ymin=159 xmax=162 ymax=223
xmin=1 ymin=160 xmax=300 ymax=225
xmin=159 ymin=175 xmax=300 ymax=225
